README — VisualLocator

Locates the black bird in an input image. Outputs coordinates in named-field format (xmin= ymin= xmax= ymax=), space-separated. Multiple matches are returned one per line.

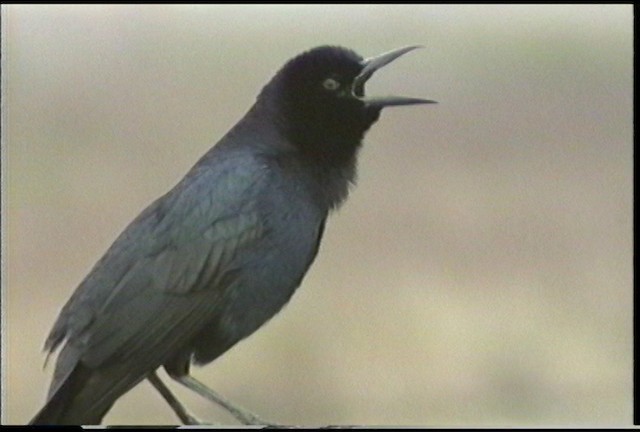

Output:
xmin=30 ymin=45 xmax=435 ymax=425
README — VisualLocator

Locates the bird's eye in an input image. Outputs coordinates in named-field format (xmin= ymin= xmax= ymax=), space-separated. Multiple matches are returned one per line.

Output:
xmin=322 ymin=78 xmax=340 ymax=91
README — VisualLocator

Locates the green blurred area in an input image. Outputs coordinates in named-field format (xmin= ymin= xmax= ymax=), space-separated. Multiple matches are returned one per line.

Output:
xmin=2 ymin=4 xmax=632 ymax=426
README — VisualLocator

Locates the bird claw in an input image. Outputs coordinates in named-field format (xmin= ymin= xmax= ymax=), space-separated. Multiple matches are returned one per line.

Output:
xmin=182 ymin=413 xmax=205 ymax=425
xmin=178 ymin=412 xmax=278 ymax=427
xmin=222 ymin=405 xmax=277 ymax=426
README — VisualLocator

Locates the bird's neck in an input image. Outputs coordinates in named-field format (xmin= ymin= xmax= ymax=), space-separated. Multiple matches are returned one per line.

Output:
xmin=308 ymin=156 xmax=358 ymax=212
xmin=232 ymin=99 xmax=359 ymax=213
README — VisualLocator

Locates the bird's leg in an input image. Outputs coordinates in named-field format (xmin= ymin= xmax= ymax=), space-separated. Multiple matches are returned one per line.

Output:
xmin=147 ymin=371 xmax=205 ymax=425
xmin=172 ymin=374 xmax=274 ymax=426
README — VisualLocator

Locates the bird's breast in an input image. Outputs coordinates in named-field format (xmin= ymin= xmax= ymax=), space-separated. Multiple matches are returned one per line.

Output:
xmin=207 ymin=173 xmax=327 ymax=348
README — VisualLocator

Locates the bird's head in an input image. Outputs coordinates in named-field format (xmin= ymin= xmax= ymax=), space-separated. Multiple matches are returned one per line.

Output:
xmin=258 ymin=45 xmax=435 ymax=165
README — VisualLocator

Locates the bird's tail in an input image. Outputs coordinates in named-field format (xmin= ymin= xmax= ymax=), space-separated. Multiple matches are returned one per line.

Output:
xmin=30 ymin=362 xmax=147 ymax=425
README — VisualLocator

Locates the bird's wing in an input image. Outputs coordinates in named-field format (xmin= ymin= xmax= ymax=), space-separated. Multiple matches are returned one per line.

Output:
xmin=46 ymin=153 xmax=270 ymax=372
xmin=82 ymin=211 xmax=263 ymax=369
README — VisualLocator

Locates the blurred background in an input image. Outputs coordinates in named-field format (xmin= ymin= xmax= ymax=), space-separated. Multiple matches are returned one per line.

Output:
xmin=1 ymin=4 xmax=632 ymax=426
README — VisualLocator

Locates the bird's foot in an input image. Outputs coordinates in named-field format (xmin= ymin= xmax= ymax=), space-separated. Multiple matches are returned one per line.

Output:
xmin=217 ymin=403 xmax=278 ymax=426
xmin=174 ymin=374 xmax=281 ymax=426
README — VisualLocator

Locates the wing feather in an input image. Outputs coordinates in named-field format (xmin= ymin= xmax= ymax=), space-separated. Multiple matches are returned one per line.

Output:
xmin=44 ymin=152 xmax=269 ymax=378
xmin=82 ymin=213 xmax=263 ymax=368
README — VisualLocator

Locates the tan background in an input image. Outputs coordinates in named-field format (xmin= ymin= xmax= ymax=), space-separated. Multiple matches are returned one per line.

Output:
xmin=2 ymin=4 xmax=632 ymax=426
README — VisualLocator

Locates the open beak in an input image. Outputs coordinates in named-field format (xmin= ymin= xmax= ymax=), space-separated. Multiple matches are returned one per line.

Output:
xmin=353 ymin=45 xmax=437 ymax=108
